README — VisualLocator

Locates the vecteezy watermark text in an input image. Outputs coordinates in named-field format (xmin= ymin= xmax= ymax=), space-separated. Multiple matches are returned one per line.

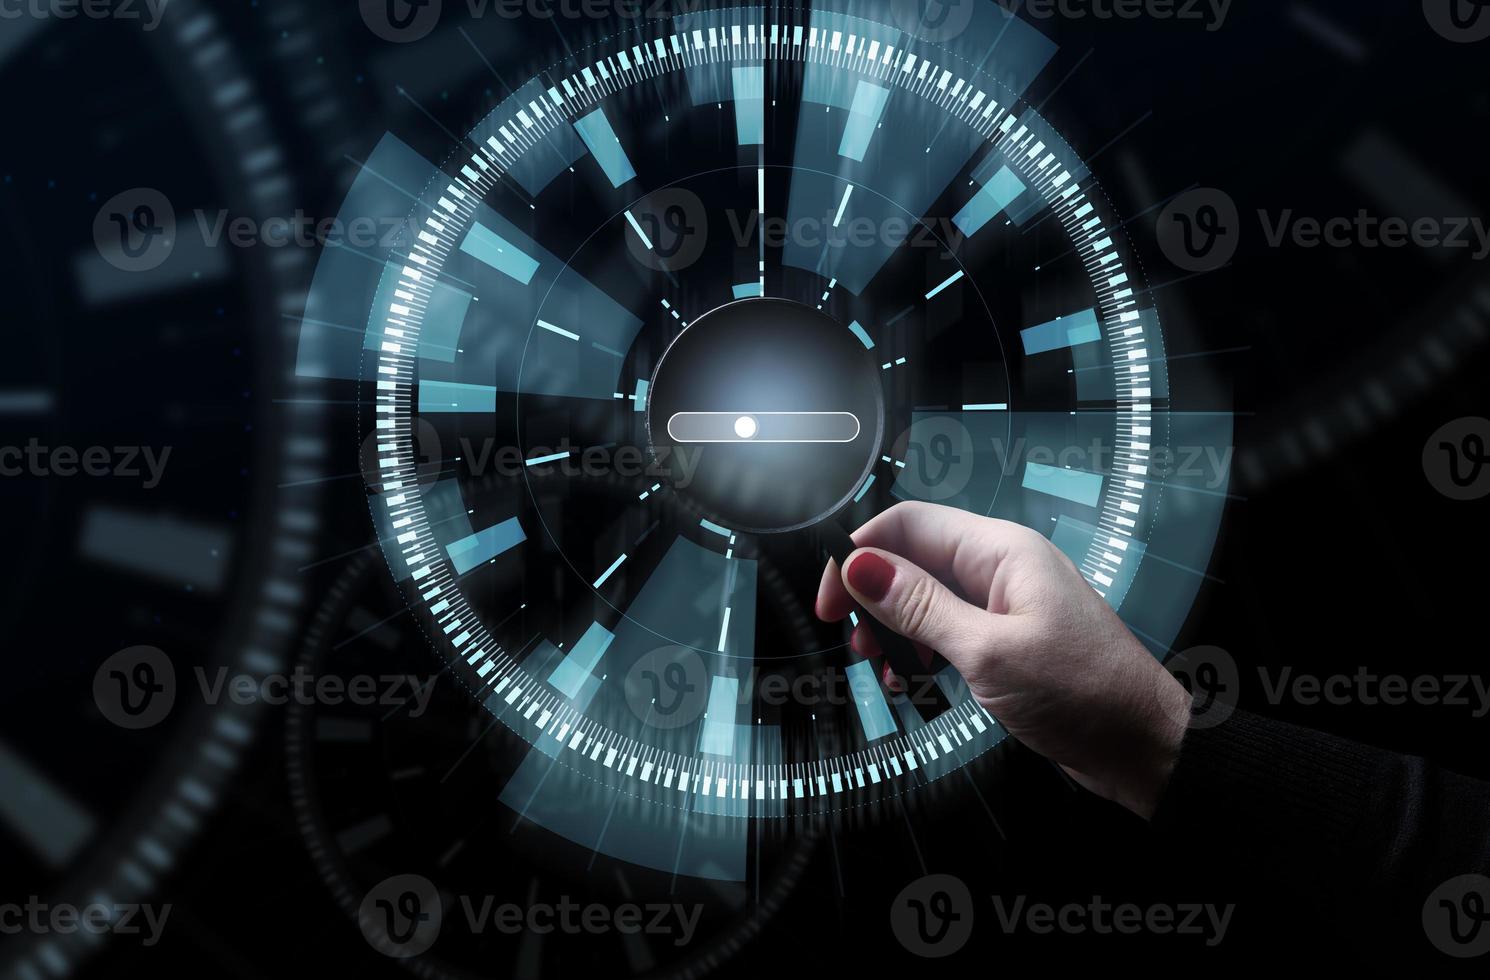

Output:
xmin=1156 ymin=187 xmax=1490 ymax=272
xmin=0 ymin=0 xmax=168 ymax=30
xmin=1164 ymin=645 xmax=1490 ymax=725
xmin=1257 ymin=210 xmax=1490 ymax=260
xmin=724 ymin=209 xmax=966 ymax=253
xmin=999 ymin=0 xmax=1231 ymax=31
xmin=0 ymin=898 xmax=170 ymax=946
xmin=358 ymin=874 xmax=703 ymax=959
xmin=990 ymin=894 xmax=1235 ymax=946
xmin=1258 ymin=667 xmax=1490 ymax=717
xmin=93 ymin=646 xmax=439 ymax=729
xmin=458 ymin=895 xmax=702 ymax=944
xmin=0 ymin=440 xmax=171 ymax=488
xmin=889 ymin=873 xmax=1234 ymax=957
xmin=93 ymin=188 xmax=432 ymax=273
xmin=460 ymin=437 xmax=704 ymax=487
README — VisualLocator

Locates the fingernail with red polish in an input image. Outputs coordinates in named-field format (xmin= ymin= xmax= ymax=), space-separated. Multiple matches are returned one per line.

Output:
xmin=845 ymin=552 xmax=895 ymax=601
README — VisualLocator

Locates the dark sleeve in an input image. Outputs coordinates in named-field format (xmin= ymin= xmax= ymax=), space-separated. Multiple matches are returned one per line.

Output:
xmin=1150 ymin=707 xmax=1490 ymax=955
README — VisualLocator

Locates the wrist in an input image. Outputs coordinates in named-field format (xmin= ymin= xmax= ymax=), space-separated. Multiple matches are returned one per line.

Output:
xmin=1113 ymin=670 xmax=1192 ymax=820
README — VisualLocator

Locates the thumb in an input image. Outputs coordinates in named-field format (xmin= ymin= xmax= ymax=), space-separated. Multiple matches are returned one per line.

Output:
xmin=839 ymin=548 xmax=993 ymax=664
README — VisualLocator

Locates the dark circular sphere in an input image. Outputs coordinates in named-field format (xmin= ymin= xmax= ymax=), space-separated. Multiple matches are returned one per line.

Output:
xmin=647 ymin=297 xmax=884 ymax=534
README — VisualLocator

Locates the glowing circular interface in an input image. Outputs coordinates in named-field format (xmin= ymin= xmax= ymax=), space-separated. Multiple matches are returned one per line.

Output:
xmin=334 ymin=3 xmax=1231 ymax=832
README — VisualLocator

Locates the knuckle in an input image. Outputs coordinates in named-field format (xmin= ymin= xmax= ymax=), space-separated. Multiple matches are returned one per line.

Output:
xmin=885 ymin=499 xmax=922 ymax=525
xmin=897 ymin=575 xmax=939 ymax=639
xmin=1014 ymin=523 xmax=1047 ymax=549
xmin=988 ymin=517 xmax=1044 ymax=551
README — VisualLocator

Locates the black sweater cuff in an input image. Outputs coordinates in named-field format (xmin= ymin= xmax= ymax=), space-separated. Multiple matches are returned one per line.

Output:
xmin=1151 ymin=706 xmax=1379 ymax=860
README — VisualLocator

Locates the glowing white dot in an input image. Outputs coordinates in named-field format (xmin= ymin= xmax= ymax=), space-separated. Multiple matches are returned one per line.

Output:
xmin=734 ymin=416 xmax=758 ymax=439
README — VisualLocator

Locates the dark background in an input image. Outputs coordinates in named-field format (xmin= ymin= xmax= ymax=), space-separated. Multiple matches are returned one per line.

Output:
xmin=2 ymin=1 xmax=1486 ymax=975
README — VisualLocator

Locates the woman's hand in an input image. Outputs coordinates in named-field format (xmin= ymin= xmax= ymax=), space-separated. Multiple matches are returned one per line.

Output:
xmin=817 ymin=501 xmax=1192 ymax=819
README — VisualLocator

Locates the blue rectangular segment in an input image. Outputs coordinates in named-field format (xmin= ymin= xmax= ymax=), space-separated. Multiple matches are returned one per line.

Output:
xmin=76 ymin=232 xmax=231 ymax=306
xmin=548 ymin=621 xmax=616 ymax=699
xmin=847 ymin=320 xmax=875 ymax=349
xmin=838 ymin=81 xmax=891 ymax=161
xmin=573 ymin=108 xmax=637 ymax=187
xmin=459 ymin=222 xmax=540 ymax=284
xmin=1021 ymin=308 xmax=1102 ymax=355
xmin=925 ymin=270 xmax=964 ymax=300
xmin=933 ymin=663 xmax=972 ymax=704
xmin=699 ymin=518 xmax=732 ymax=537
xmin=0 ymin=389 xmax=53 ymax=414
xmin=418 ymin=380 xmax=497 ymax=413
xmin=446 ymin=517 xmax=525 ymax=575
xmin=504 ymin=640 xmax=601 ymax=713
xmin=731 ymin=282 xmax=762 ymax=299
xmin=846 ymin=660 xmax=897 ymax=741
xmin=631 ymin=378 xmax=648 ymax=412
xmin=79 ymin=507 xmax=229 ymax=592
xmin=418 ymin=281 xmax=473 ymax=362
xmin=732 ymin=66 xmax=764 ymax=145
xmin=699 ymin=676 xmax=741 ymax=756
xmin=0 ymin=740 xmax=95 ymax=868
xmin=892 ymin=692 xmax=928 ymax=733
xmin=1022 ymin=461 xmax=1105 ymax=508
xmin=592 ymin=552 xmax=627 ymax=588
xmin=953 ymin=165 xmax=1028 ymax=236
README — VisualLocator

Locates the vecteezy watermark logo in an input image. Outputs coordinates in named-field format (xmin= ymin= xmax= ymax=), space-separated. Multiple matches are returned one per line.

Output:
xmin=1156 ymin=188 xmax=1240 ymax=273
xmin=100 ymin=190 xmax=441 ymax=273
xmin=0 ymin=440 xmax=172 ymax=487
xmin=891 ymin=0 xmax=977 ymax=42
xmin=0 ymin=0 xmax=170 ymax=31
xmin=360 ymin=0 xmax=440 ymax=42
xmin=93 ymin=188 xmax=175 ymax=273
xmin=1424 ymin=0 xmax=1490 ymax=43
xmin=1424 ymin=874 xmax=1490 ymax=957
xmin=894 ymin=418 xmax=977 ymax=502
xmin=93 ymin=646 xmax=176 ymax=730
xmin=1423 ymin=417 xmax=1490 ymax=500
xmin=724 ymin=210 xmax=965 ymax=256
xmin=890 ymin=874 xmax=974 ymax=958
xmin=1166 ymin=644 xmax=1238 ymax=729
xmin=1003 ymin=0 xmax=1232 ymax=31
xmin=0 ymin=898 xmax=171 ymax=946
xmin=1157 ymin=192 xmax=1490 ymax=266
xmin=625 ymin=188 xmax=708 ymax=272
xmin=94 ymin=648 xmax=439 ymax=729
xmin=1257 ymin=211 xmax=1490 ymax=259
xmin=991 ymin=895 xmax=1234 ymax=946
xmin=450 ymin=437 xmax=703 ymax=486
xmin=756 ymin=669 xmax=946 ymax=709
xmin=459 ymin=895 xmax=703 ymax=944
xmin=360 ymin=875 xmax=442 ymax=958
xmin=624 ymin=646 xmax=708 ymax=729
xmin=989 ymin=437 xmax=1236 ymax=492
xmin=1256 ymin=667 xmax=1490 ymax=716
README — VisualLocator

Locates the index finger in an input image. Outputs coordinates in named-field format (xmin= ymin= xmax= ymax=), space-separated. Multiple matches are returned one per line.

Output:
xmin=816 ymin=501 xmax=1022 ymax=621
